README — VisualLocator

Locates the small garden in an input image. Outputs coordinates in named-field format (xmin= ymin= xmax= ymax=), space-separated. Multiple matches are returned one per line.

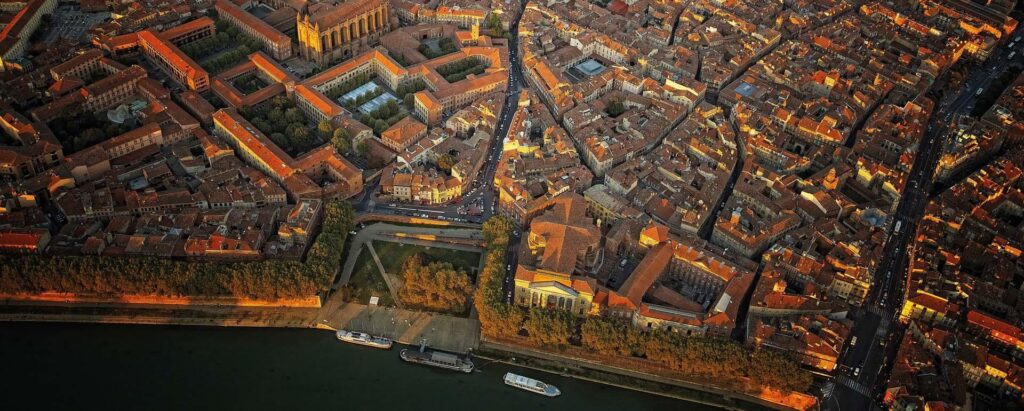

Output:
xmin=231 ymin=74 xmax=269 ymax=94
xmin=345 ymin=245 xmax=396 ymax=306
xmin=372 ymin=240 xmax=481 ymax=278
xmin=418 ymin=37 xmax=458 ymax=59
xmin=436 ymin=58 xmax=488 ymax=83
xmin=357 ymin=99 xmax=408 ymax=136
xmin=239 ymin=95 xmax=320 ymax=155
xmin=181 ymin=20 xmax=265 ymax=74
xmin=47 ymin=111 xmax=136 ymax=154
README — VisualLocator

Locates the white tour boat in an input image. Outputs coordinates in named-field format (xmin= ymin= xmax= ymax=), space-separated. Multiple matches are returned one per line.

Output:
xmin=336 ymin=329 xmax=393 ymax=349
xmin=504 ymin=372 xmax=561 ymax=397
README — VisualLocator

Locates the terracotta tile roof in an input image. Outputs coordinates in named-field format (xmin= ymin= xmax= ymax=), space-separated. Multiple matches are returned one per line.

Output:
xmin=908 ymin=291 xmax=951 ymax=314
xmin=294 ymin=84 xmax=343 ymax=119
xmin=529 ymin=193 xmax=600 ymax=275
xmin=250 ymin=51 xmax=296 ymax=83
xmin=381 ymin=116 xmax=427 ymax=150
xmin=157 ymin=16 xmax=215 ymax=44
xmin=967 ymin=310 xmax=1022 ymax=345
xmin=138 ymin=30 xmax=207 ymax=83
xmin=50 ymin=49 xmax=103 ymax=80
xmin=215 ymin=0 xmax=289 ymax=44
xmin=213 ymin=108 xmax=295 ymax=180
xmin=619 ymin=242 xmax=673 ymax=307
xmin=0 ymin=228 xmax=48 ymax=245
xmin=637 ymin=303 xmax=704 ymax=326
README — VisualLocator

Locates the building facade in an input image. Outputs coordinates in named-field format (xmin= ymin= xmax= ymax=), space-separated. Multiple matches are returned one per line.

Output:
xmin=296 ymin=0 xmax=392 ymax=66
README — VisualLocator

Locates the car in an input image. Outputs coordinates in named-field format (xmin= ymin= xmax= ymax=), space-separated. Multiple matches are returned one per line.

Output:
xmin=853 ymin=367 xmax=861 ymax=377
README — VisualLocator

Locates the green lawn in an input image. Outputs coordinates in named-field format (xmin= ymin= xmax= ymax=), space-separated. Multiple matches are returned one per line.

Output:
xmin=346 ymin=245 xmax=395 ymax=306
xmin=371 ymin=240 xmax=482 ymax=280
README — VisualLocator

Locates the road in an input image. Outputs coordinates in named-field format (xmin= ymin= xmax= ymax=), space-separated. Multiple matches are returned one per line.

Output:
xmin=494 ymin=0 xmax=529 ymax=305
xmin=827 ymin=26 xmax=1024 ymax=411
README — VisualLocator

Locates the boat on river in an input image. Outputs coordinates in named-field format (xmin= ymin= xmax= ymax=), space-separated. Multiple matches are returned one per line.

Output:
xmin=504 ymin=372 xmax=561 ymax=397
xmin=399 ymin=342 xmax=474 ymax=373
xmin=336 ymin=330 xmax=393 ymax=349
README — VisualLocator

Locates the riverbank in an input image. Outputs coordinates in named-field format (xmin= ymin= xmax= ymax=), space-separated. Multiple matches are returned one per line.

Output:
xmin=0 ymin=297 xmax=481 ymax=353
xmin=0 ymin=292 xmax=322 ymax=308
xmin=477 ymin=339 xmax=794 ymax=411
xmin=473 ymin=349 xmax=761 ymax=410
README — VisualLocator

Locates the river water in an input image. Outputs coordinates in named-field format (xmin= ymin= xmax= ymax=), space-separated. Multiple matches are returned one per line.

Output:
xmin=0 ymin=322 xmax=719 ymax=410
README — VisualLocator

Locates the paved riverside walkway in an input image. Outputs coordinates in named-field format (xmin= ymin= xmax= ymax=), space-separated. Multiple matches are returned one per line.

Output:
xmin=0 ymin=299 xmax=481 ymax=354
xmin=315 ymin=303 xmax=479 ymax=353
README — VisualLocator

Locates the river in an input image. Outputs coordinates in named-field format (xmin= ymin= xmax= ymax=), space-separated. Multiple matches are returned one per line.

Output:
xmin=0 ymin=322 xmax=720 ymax=410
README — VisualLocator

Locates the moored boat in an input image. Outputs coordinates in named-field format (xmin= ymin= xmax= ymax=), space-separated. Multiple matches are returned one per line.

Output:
xmin=503 ymin=372 xmax=560 ymax=397
xmin=336 ymin=329 xmax=393 ymax=349
xmin=399 ymin=343 xmax=473 ymax=373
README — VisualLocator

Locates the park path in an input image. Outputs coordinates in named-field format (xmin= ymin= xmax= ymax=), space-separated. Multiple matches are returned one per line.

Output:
xmin=366 ymin=241 xmax=403 ymax=308
xmin=336 ymin=223 xmax=484 ymax=288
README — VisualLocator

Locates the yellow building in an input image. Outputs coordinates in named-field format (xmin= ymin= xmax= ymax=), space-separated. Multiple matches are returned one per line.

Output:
xmin=900 ymin=291 xmax=958 ymax=327
xmin=296 ymin=0 xmax=392 ymax=66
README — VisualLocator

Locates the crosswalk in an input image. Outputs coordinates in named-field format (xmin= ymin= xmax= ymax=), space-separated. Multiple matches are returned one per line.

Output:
xmin=835 ymin=375 xmax=872 ymax=396
xmin=821 ymin=381 xmax=836 ymax=399
xmin=866 ymin=305 xmax=885 ymax=316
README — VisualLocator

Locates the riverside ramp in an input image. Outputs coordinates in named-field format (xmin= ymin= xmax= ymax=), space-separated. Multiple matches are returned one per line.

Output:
xmin=317 ymin=303 xmax=479 ymax=354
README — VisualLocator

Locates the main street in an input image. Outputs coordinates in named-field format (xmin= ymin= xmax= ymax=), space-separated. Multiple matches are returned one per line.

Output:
xmin=493 ymin=0 xmax=529 ymax=304
xmin=828 ymin=26 xmax=1024 ymax=411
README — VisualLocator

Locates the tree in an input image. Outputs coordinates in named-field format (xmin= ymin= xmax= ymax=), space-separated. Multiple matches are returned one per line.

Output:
xmin=372 ymin=119 xmax=388 ymax=136
xmin=284 ymin=108 xmax=304 ymax=123
xmin=481 ymin=216 xmax=514 ymax=247
xmin=748 ymin=350 xmax=813 ymax=392
xmin=0 ymin=201 xmax=355 ymax=301
xmin=403 ymin=93 xmax=415 ymax=109
xmin=436 ymin=153 xmax=456 ymax=171
xmin=318 ymin=119 xmax=333 ymax=138
xmin=267 ymin=108 xmax=284 ymax=124
xmin=272 ymin=95 xmax=291 ymax=110
xmin=253 ymin=118 xmax=272 ymax=134
xmin=331 ymin=128 xmax=350 ymax=152
xmin=356 ymin=141 xmax=369 ymax=157
xmin=269 ymin=132 xmax=287 ymax=147
xmin=104 ymin=123 xmax=122 ymax=138
xmin=523 ymin=308 xmax=575 ymax=347
xmin=487 ymin=13 xmax=503 ymax=29
xmin=397 ymin=256 xmax=473 ymax=314
xmin=288 ymin=125 xmax=313 ymax=149
xmin=581 ymin=316 xmax=632 ymax=356
xmin=478 ymin=303 xmax=526 ymax=339
xmin=384 ymin=100 xmax=400 ymax=115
